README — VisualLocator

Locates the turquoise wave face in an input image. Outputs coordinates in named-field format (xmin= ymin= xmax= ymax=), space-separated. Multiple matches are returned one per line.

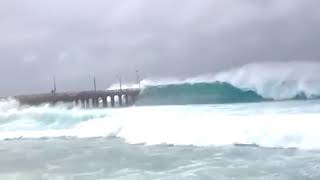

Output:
xmin=136 ymin=82 xmax=267 ymax=105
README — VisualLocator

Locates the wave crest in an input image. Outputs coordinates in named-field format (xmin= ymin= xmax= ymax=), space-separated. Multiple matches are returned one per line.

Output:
xmin=214 ymin=61 xmax=320 ymax=100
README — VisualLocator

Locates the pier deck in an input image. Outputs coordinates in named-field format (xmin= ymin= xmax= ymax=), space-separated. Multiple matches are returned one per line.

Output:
xmin=11 ymin=89 xmax=140 ymax=108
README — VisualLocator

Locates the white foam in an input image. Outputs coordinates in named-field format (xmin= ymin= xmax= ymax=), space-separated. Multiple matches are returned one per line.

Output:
xmin=107 ymin=78 xmax=183 ymax=90
xmin=1 ymin=99 xmax=320 ymax=150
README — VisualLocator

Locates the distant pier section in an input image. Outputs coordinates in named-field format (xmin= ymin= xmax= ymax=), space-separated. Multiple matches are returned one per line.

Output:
xmin=14 ymin=89 xmax=140 ymax=108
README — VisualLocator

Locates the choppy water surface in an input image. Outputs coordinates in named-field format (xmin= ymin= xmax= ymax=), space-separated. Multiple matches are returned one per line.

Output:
xmin=1 ymin=138 xmax=320 ymax=180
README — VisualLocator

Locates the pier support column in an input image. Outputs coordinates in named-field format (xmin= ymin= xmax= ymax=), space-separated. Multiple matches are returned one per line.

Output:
xmin=125 ymin=95 xmax=129 ymax=106
xmin=119 ymin=95 xmax=123 ymax=107
xmin=86 ymin=99 xmax=90 ymax=108
xmin=91 ymin=98 xmax=95 ymax=108
xmin=131 ymin=95 xmax=136 ymax=105
xmin=74 ymin=100 xmax=78 ymax=107
xmin=81 ymin=100 xmax=85 ymax=108
xmin=93 ymin=98 xmax=98 ymax=108
xmin=95 ymin=98 xmax=100 ymax=108
xmin=103 ymin=98 xmax=107 ymax=108
xmin=111 ymin=96 xmax=115 ymax=107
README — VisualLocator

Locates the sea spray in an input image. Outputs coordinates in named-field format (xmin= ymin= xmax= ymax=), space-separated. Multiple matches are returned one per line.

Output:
xmin=214 ymin=61 xmax=320 ymax=100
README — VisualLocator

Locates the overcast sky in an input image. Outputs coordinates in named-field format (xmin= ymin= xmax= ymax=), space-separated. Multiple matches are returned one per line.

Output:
xmin=0 ymin=0 xmax=320 ymax=96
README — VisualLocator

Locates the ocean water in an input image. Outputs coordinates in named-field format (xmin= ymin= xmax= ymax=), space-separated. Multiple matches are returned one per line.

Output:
xmin=1 ymin=62 xmax=320 ymax=179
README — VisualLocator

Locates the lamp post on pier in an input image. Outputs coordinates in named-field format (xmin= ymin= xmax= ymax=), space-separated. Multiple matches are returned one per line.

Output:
xmin=136 ymin=70 xmax=141 ymax=89
xmin=93 ymin=76 xmax=97 ymax=92
xmin=117 ymin=75 xmax=122 ymax=91
xmin=51 ymin=75 xmax=57 ymax=94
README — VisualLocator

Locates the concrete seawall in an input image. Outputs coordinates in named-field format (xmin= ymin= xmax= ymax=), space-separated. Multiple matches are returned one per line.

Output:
xmin=12 ymin=89 xmax=140 ymax=108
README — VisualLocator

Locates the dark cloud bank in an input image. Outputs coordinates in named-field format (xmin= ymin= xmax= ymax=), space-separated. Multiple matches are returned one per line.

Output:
xmin=0 ymin=0 xmax=320 ymax=96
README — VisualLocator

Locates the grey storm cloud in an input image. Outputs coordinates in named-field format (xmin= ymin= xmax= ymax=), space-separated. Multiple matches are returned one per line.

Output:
xmin=0 ymin=0 xmax=320 ymax=96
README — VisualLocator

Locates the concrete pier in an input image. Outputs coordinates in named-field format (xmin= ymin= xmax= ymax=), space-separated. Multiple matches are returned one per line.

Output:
xmin=13 ymin=89 xmax=140 ymax=108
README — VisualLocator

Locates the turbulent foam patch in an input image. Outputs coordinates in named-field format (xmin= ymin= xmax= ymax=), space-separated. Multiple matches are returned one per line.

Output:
xmin=1 ymin=98 xmax=320 ymax=150
xmin=0 ymin=99 xmax=110 ymax=134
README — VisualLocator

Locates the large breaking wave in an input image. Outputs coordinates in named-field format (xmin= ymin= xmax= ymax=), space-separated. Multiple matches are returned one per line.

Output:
xmin=129 ymin=61 xmax=320 ymax=105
